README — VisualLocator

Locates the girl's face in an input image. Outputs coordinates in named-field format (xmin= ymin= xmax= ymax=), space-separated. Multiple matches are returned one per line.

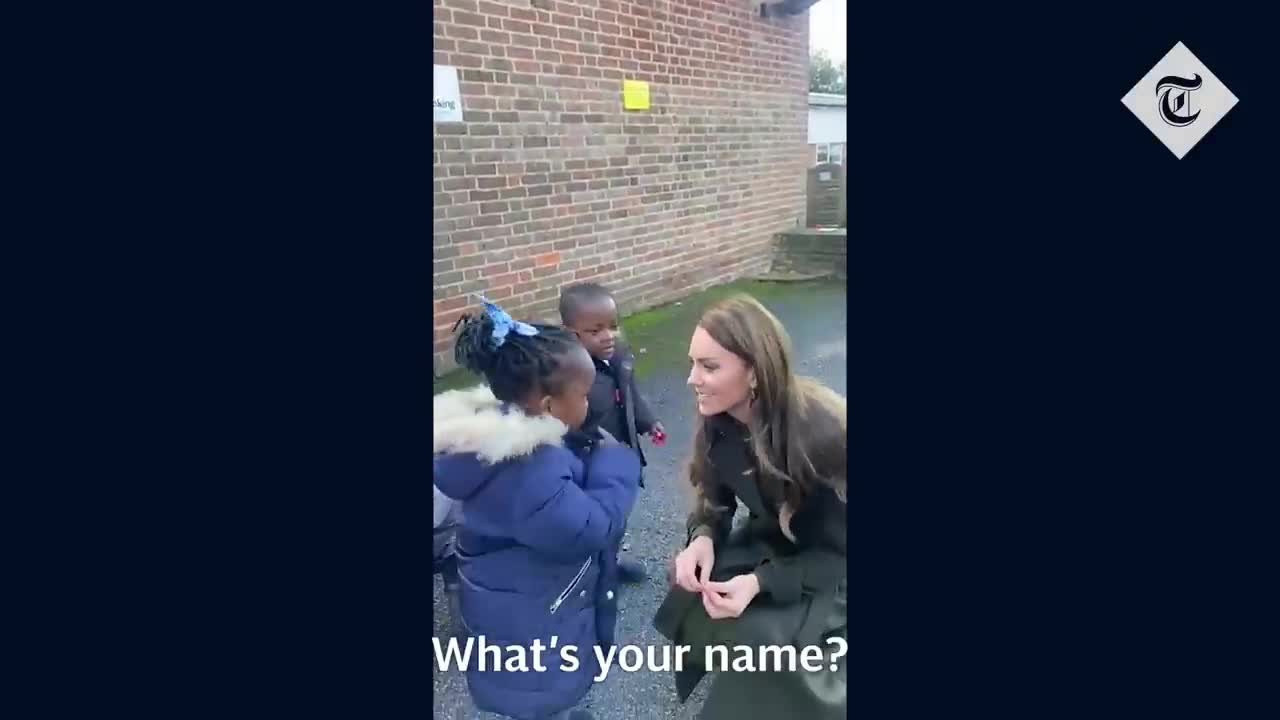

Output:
xmin=687 ymin=326 xmax=754 ymax=421
xmin=542 ymin=345 xmax=596 ymax=431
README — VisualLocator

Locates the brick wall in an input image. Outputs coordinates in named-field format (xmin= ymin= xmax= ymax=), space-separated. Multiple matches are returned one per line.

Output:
xmin=433 ymin=0 xmax=810 ymax=373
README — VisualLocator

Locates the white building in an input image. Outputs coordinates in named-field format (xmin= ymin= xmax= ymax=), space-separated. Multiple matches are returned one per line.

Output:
xmin=808 ymin=92 xmax=846 ymax=167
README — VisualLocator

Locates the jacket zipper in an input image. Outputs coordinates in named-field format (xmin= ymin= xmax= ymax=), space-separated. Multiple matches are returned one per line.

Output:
xmin=549 ymin=556 xmax=592 ymax=614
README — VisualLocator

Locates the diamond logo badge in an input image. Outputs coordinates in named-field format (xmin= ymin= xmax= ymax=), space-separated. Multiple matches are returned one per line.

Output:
xmin=1121 ymin=41 xmax=1239 ymax=159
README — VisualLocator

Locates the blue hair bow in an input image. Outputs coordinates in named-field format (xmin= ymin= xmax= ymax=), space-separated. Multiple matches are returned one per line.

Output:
xmin=480 ymin=297 xmax=538 ymax=348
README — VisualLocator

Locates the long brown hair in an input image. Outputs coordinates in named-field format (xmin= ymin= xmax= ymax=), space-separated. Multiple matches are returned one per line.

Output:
xmin=686 ymin=295 xmax=847 ymax=537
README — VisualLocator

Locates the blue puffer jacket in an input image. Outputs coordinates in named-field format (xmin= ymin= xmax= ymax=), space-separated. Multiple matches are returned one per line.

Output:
xmin=433 ymin=385 xmax=642 ymax=720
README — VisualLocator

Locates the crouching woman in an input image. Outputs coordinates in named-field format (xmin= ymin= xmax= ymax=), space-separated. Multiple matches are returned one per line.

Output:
xmin=653 ymin=295 xmax=848 ymax=720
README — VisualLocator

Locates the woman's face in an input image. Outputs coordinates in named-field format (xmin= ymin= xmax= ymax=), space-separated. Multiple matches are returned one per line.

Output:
xmin=687 ymin=326 xmax=753 ymax=419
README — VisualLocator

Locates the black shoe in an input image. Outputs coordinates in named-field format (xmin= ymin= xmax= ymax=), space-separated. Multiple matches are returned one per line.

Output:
xmin=437 ymin=553 xmax=461 ymax=592
xmin=616 ymin=556 xmax=648 ymax=584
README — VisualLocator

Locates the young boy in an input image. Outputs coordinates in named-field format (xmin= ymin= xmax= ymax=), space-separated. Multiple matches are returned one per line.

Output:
xmin=559 ymin=282 xmax=664 ymax=584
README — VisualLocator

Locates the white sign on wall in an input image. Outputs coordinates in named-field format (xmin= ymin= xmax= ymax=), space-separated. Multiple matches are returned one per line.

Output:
xmin=433 ymin=65 xmax=463 ymax=123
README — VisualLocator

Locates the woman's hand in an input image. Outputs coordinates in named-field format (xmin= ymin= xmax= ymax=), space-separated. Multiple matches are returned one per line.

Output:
xmin=673 ymin=535 xmax=715 ymax=592
xmin=700 ymin=573 xmax=761 ymax=619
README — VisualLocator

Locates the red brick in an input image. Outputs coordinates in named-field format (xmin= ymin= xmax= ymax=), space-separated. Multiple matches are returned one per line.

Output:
xmin=454 ymin=11 xmax=487 ymax=27
xmin=486 ymin=284 xmax=515 ymax=301
xmin=434 ymin=295 xmax=468 ymax=315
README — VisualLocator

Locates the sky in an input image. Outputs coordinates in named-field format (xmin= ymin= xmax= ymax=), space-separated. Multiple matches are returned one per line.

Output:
xmin=809 ymin=0 xmax=846 ymax=62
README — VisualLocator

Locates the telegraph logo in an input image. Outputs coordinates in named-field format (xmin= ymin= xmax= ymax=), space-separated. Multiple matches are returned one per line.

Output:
xmin=1121 ymin=42 xmax=1238 ymax=159
xmin=1157 ymin=73 xmax=1202 ymax=127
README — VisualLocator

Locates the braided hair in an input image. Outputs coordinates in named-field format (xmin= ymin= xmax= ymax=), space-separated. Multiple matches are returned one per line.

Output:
xmin=453 ymin=306 xmax=586 ymax=404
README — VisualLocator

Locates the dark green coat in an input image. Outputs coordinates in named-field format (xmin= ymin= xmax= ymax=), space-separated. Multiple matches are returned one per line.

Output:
xmin=653 ymin=393 xmax=847 ymax=720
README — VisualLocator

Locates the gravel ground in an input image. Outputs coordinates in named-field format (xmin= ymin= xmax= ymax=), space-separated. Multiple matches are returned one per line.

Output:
xmin=433 ymin=280 xmax=848 ymax=720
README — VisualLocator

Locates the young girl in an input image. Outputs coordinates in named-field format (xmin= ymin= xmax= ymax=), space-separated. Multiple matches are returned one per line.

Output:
xmin=434 ymin=300 xmax=641 ymax=720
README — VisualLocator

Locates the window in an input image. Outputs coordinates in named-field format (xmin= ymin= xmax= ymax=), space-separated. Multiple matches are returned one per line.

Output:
xmin=815 ymin=143 xmax=843 ymax=165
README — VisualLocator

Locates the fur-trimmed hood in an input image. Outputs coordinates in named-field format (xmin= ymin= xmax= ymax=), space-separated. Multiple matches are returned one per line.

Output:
xmin=434 ymin=385 xmax=571 ymax=504
xmin=433 ymin=384 xmax=566 ymax=464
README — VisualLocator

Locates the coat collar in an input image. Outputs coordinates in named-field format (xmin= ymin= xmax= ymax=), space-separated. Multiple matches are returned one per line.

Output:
xmin=707 ymin=412 xmax=749 ymax=441
xmin=433 ymin=384 xmax=566 ymax=463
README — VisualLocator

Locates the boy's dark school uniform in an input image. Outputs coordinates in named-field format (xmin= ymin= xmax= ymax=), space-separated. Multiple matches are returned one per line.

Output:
xmin=582 ymin=340 xmax=656 ymax=485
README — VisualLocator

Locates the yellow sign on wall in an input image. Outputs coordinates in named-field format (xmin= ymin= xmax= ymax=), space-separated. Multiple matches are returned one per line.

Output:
xmin=623 ymin=80 xmax=650 ymax=110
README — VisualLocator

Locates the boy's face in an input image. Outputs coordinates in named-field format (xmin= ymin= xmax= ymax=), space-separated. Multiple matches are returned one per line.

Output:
xmin=567 ymin=297 xmax=619 ymax=361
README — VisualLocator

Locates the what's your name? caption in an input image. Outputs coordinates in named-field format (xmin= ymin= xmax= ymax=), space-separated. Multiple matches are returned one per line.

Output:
xmin=433 ymin=635 xmax=848 ymax=683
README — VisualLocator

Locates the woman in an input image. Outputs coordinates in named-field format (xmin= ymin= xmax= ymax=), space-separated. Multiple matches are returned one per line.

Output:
xmin=653 ymin=295 xmax=847 ymax=720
